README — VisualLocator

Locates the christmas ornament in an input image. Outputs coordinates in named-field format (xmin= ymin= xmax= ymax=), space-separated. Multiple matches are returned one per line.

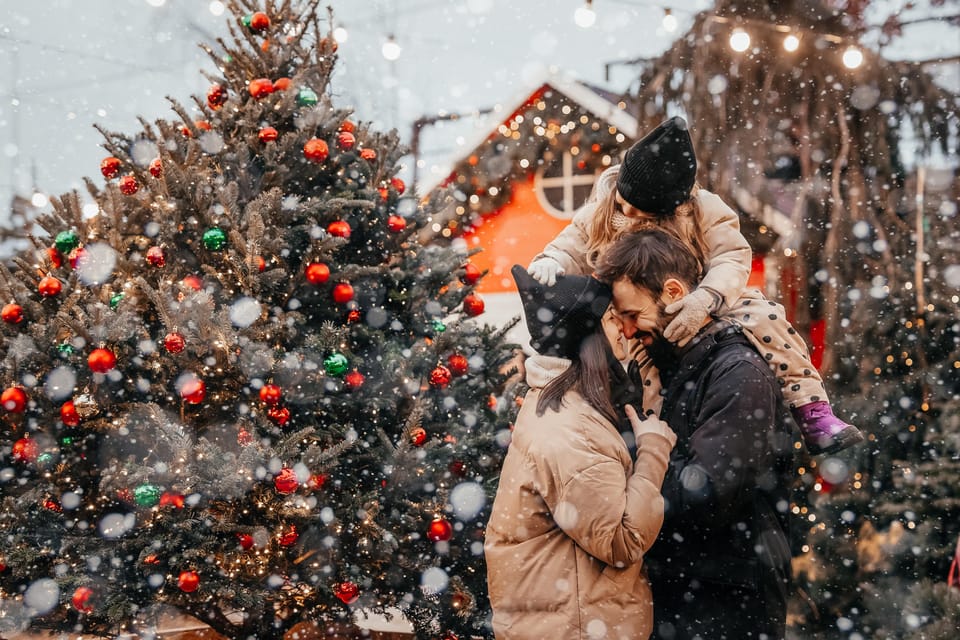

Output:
xmin=38 ymin=276 xmax=62 ymax=297
xmin=73 ymin=394 xmax=99 ymax=419
xmin=332 ymin=283 xmax=354 ymax=304
xmin=273 ymin=77 xmax=291 ymax=91
xmin=296 ymin=87 xmax=319 ymax=106
xmin=334 ymin=581 xmax=360 ymax=604
xmin=159 ymin=492 xmax=185 ymax=508
xmin=100 ymin=157 xmax=121 ymax=179
xmin=146 ymin=246 xmax=165 ymax=267
xmin=340 ymin=120 xmax=356 ymax=133
xmin=238 ymin=533 xmax=254 ymax=550
xmin=182 ymin=275 xmax=203 ymax=291
xmin=259 ymin=383 xmax=282 ymax=405
xmin=88 ymin=348 xmax=117 ymax=373
xmin=274 ymin=468 xmax=299 ymax=494
xmin=344 ymin=370 xmax=365 ymax=390
xmin=109 ymin=293 xmax=125 ymax=309
xmin=180 ymin=377 xmax=206 ymax=404
xmin=42 ymin=496 xmax=62 ymax=511
xmin=308 ymin=473 xmax=328 ymax=490
xmin=72 ymin=586 xmax=95 ymax=613
xmin=149 ymin=158 xmax=163 ymax=178
xmin=430 ymin=365 xmax=452 ymax=388
xmin=257 ymin=256 xmax=266 ymax=272
xmin=461 ymin=262 xmax=482 ymax=285
xmin=249 ymin=78 xmax=274 ymax=99
xmin=324 ymin=352 xmax=349 ymax=376
xmin=347 ymin=309 xmax=361 ymax=323
xmin=303 ymin=138 xmax=329 ymax=163
xmin=248 ymin=11 xmax=270 ymax=31
xmin=305 ymin=262 xmax=330 ymax=284
xmin=133 ymin=484 xmax=162 ymax=507
xmin=1 ymin=303 xmax=23 ymax=324
xmin=54 ymin=230 xmax=80 ymax=254
xmin=431 ymin=319 xmax=447 ymax=333
xmin=462 ymin=294 xmax=485 ymax=316
xmin=267 ymin=405 xmax=291 ymax=426
xmin=448 ymin=460 xmax=466 ymax=477
xmin=360 ymin=148 xmax=377 ymax=161
xmin=427 ymin=517 xmax=453 ymax=542
xmin=202 ymin=227 xmax=227 ymax=251
xmin=12 ymin=438 xmax=38 ymax=463
xmin=319 ymin=37 xmax=338 ymax=53
xmin=410 ymin=426 xmax=428 ymax=447
xmin=386 ymin=215 xmax=406 ymax=233
xmin=178 ymin=570 xmax=200 ymax=593
xmin=279 ymin=525 xmax=298 ymax=546
xmin=68 ymin=247 xmax=87 ymax=269
xmin=206 ymin=83 xmax=227 ymax=109
xmin=195 ymin=120 xmax=212 ymax=131
xmin=336 ymin=131 xmax=355 ymax=151
xmin=163 ymin=332 xmax=186 ymax=353
xmin=390 ymin=177 xmax=406 ymax=195
xmin=327 ymin=220 xmax=351 ymax=238
xmin=447 ymin=354 xmax=469 ymax=376
xmin=60 ymin=400 xmax=80 ymax=426
xmin=258 ymin=126 xmax=278 ymax=143
xmin=378 ymin=185 xmax=389 ymax=201
xmin=48 ymin=247 xmax=63 ymax=268
xmin=119 ymin=174 xmax=139 ymax=195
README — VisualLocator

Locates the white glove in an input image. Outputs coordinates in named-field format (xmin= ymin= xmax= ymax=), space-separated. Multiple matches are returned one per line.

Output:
xmin=663 ymin=287 xmax=720 ymax=345
xmin=527 ymin=258 xmax=565 ymax=286
xmin=626 ymin=404 xmax=676 ymax=448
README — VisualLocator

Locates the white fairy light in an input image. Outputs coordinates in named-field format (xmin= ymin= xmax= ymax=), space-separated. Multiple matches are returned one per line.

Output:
xmin=381 ymin=34 xmax=402 ymax=61
xmin=729 ymin=28 xmax=751 ymax=52
xmin=842 ymin=46 xmax=864 ymax=69
xmin=574 ymin=0 xmax=596 ymax=29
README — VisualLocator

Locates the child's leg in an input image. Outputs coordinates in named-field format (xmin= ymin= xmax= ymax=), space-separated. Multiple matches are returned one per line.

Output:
xmin=722 ymin=289 xmax=864 ymax=455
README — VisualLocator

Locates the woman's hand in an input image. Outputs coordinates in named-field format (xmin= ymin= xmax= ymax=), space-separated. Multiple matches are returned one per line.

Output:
xmin=626 ymin=404 xmax=676 ymax=448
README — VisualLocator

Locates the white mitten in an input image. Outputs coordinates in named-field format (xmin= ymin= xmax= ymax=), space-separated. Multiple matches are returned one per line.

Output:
xmin=663 ymin=287 xmax=719 ymax=345
xmin=626 ymin=405 xmax=676 ymax=448
xmin=527 ymin=258 xmax=565 ymax=286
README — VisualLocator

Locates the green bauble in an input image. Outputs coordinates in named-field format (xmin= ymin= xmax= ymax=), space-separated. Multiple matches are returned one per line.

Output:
xmin=431 ymin=319 xmax=447 ymax=333
xmin=57 ymin=343 xmax=76 ymax=357
xmin=134 ymin=484 xmax=162 ymax=507
xmin=60 ymin=436 xmax=75 ymax=446
xmin=241 ymin=13 xmax=253 ymax=28
xmin=202 ymin=227 xmax=227 ymax=251
xmin=37 ymin=451 xmax=57 ymax=468
xmin=110 ymin=293 xmax=125 ymax=310
xmin=296 ymin=88 xmax=319 ymax=107
xmin=324 ymin=352 xmax=349 ymax=376
xmin=54 ymin=230 xmax=80 ymax=254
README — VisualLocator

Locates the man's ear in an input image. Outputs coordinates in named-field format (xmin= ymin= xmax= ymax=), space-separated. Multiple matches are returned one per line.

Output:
xmin=662 ymin=277 xmax=687 ymax=303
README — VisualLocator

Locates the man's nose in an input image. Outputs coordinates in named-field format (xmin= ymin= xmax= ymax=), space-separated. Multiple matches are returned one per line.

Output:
xmin=621 ymin=320 xmax=637 ymax=339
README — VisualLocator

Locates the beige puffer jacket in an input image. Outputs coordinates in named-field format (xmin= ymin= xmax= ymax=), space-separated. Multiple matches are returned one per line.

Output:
xmin=485 ymin=356 xmax=675 ymax=640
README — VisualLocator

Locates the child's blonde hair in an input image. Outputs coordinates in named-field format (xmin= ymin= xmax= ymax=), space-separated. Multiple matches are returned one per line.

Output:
xmin=585 ymin=165 xmax=708 ymax=271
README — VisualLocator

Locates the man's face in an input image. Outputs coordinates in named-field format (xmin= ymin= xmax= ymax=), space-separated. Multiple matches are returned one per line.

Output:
xmin=611 ymin=278 xmax=669 ymax=347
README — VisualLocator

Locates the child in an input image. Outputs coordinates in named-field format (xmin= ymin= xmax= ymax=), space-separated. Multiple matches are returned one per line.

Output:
xmin=528 ymin=116 xmax=863 ymax=456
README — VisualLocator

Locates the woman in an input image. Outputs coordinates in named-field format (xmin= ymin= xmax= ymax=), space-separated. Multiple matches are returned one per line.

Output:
xmin=485 ymin=265 xmax=676 ymax=640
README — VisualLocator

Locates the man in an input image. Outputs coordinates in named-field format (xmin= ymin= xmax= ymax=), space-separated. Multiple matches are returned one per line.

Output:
xmin=595 ymin=228 xmax=796 ymax=640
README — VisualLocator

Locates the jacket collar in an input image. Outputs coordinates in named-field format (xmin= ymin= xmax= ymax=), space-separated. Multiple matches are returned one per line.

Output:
xmin=660 ymin=319 xmax=743 ymax=386
xmin=524 ymin=354 xmax=571 ymax=390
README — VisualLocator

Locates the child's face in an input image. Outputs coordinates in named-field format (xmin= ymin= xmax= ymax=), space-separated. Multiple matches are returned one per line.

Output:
xmin=614 ymin=192 xmax=657 ymax=222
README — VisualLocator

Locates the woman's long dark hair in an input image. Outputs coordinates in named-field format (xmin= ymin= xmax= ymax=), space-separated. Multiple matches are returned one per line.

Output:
xmin=535 ymin=329 xmax=619 ymax=427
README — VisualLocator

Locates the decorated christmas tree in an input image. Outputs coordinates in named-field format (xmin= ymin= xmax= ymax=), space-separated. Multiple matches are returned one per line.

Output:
xmin=0 ymin=1 xmax=518 ymax=638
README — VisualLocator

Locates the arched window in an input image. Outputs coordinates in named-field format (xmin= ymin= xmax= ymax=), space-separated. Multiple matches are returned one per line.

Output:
xmin=534 ymin=150 xmax=598 ymax=220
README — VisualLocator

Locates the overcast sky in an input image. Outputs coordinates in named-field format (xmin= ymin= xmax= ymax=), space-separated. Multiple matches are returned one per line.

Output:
xmin=1 ymin=0 xmax=957 ymax=225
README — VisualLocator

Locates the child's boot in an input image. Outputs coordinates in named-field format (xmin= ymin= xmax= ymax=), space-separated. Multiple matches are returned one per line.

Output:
xmin=793 ymin=401 xmax=864 ymax=455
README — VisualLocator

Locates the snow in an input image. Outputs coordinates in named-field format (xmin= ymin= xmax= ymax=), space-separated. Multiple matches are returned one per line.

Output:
xmin=449 ymin=481 xmax=486 ymax=521
xmin=76 ymin=242 xmax=117 ymax=285
xmin=43 ymin=365 xmax=76 ymax=401
xmin=98 ymin=512 xmax=136 ymax=539
xmin=23 ymin=578 xmax=59 ymax=616
xmin=229 ymin=296 xmax=262 ymax=327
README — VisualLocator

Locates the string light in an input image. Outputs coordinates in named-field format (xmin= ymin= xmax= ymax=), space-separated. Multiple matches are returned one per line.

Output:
xmin=842 ymin=45 xmax=864 ymax=69
xmin=574 ymin=0 xmax=596 ymax=29
xmin=333 ymin=25 xmax=349 ymax=44
xmin=381 ymin=34 xmax=402 ymax=61
xmin=729 ymin=28 xmax=751 ymax=52
xmin=783 ymin=33 xmax=800 ymax=52
xmin=662 ymin=8 xmax=678 ymax=33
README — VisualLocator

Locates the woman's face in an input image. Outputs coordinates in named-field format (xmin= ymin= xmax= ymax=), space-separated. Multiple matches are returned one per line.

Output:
xmin=614 ymin=192 xmax=656 ymax=222
xmin=601 ymin=305 xmax=628 ymax=361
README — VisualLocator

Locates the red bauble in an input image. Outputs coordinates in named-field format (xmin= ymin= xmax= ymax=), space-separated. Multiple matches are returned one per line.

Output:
xmin=390 ymin=177 xmax=406 ymax=195
xmin=273 ymin=77 xmax=291 ymax=91
xmin=274 ymin=468 xmax=299 ymax=494
xmin=327 ymin=220 xmax=351 ymax=238
xmin=308 ymin=473 xmax=329 ymax=490
xmin=180 ymin=377 xmax=206 ymax=404
xmin=68 ymin=247 xmax=87 ymax=269
xmin=429 ymin=365 xmax=453 ymax=389
xmin=461 ymin=262 xmax=482 ymax=285
xmin=258 ymin=256 xmax=266 ymax=272
xmin=206 ymin=83 xmax=227 ymax=109
xmin=427 ymin=517 xmax=453 ymax=542
xmin=249 ymin=78 xmax=275 ymax=99
xmin=258 ymin=127 xmax=279 ymax=143
xmin=238 ymin=533 xmax=255 ymax=550
xmin=359 ymin=148 xmax=377 ymax=161
xmin=146 ymin=246 xmax=165 ymax=267
xmin=279 ymin=525 xmax=298 ymax=546
xmin=178 ymin=570 xmax=200 ymax=593
xmin=164 ymin=332 xmax=186 ymax=353
xmin=305 ymin=262 xmax=330 ymax=284
xmin=386 ymin=215 xmax=406 ymax=233
xmin=377 ymin=185 xmax=389 ymax=201
xmin=448 ymin=460 xmax=466 ymax=477
xmin=462 ymin=294 xmax=485 ymax=317
xmin=340 ymin=120 xmax=356 ymax=133
xmin=12 ymin=437 xmax=38 ymax=463
xmin=195 ymin=120 xmax=212 ymax=131
xmin=334 ymin=581 xmax=360 ymax=604
xmin=250 ymin=11 xmax=271 ymax=31
xmin=149 ymin=157 xmax=163 ymax=178
xmin=336 ymin=131 xmax=355 ymax=151
xmin=100 ymin=156 xmax=121 ymax=179
xmin=238 ymin=428 xmax=255 ymax=446
xmin=410 ymin=426 xmax=428 ymax=447
xmin=304 ymin=138 xmax=329 ymax=163
xmin=61 ymin=400 xmax=80 ymax=426
xmin=182 ymin=275 xmax=203 ymax=291
xmin=48 ymin=247 xmax=63 ymax=268
xmin=1 ymin=303 xmax=23 ymax=324
xmin=259 ymin=384 xmax=282 ymax=405
xmin=119 ymin=174 xmax=139 ymax=195
xmin=38 ymin=276 xmax=62 ymax=297
xmin=344 ymin=370 xmax=365 ymax=390
xmin=2 ymin=387 xmax=27 ymax=413
xmin=87 ymin=348 xmax=117 ymax=373
xmin=332 ymin=283 xmax=354 ymax=304
xmin=447 ymin=354 xmax=469 ymax=376
xmin=160 ymin=492 xmax=185 ymax=508
xmin=347 ymin=309 xmax=361 ymax=323
xmin=72 ymin=586 xmax=95 ymax=613
xmin=267 ymin=405 xmax=291 ymax=426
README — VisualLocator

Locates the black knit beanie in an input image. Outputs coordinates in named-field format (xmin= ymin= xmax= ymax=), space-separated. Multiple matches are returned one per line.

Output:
xmin=511 ymin=265 xmax=612 ymax=360
xmin=616 ymin=116 xmax=697 ymax=216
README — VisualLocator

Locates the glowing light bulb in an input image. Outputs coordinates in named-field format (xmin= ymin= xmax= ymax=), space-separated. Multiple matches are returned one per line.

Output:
xmin=662 ymin=9 xmax=678 ymax=33
xmin=783 ymin=34 xmax=800 ymax=52
xmin=729 ymin=29 xmax=751 ymax=52
xmin=208 ymin=1 xmax=225 ymax=15
xmin=842 ymin=46 xmax=863 ymax=69
xmin=333 ymin=26 xmax=349 ymax=43
xmin=381 ymin=35 xmax=401 ymax=61
xmin=31 ymin=192 xmax=48 ymax=207
xmin=574 ymin=1 xmax=596 ymax=29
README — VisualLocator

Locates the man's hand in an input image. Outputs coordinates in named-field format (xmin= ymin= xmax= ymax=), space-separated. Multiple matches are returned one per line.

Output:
xmin=626 ymin=404 xmax=676 ymax=448
xmin=663 ymin=288 xmax=719 ymax=345
xmin=527 ymin=258 xmax=565 ymax=286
